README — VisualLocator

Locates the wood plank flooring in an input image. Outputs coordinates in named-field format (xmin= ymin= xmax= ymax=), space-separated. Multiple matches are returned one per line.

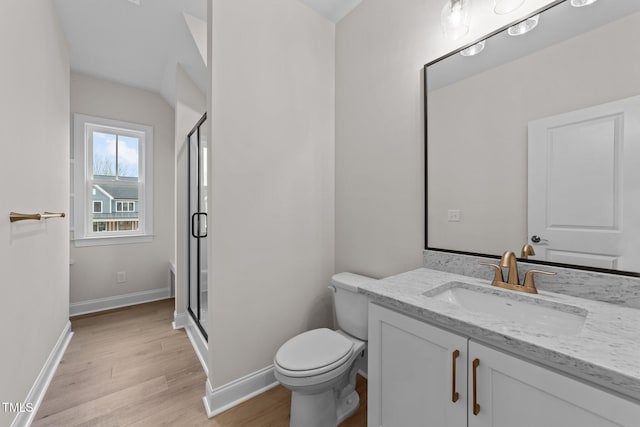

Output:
xmin=33 ymin=299 xmax=367 ymax=426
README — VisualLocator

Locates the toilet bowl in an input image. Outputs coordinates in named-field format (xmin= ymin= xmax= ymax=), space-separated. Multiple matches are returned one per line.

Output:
xmin=274 ymin=273 xmax=373 ymax=427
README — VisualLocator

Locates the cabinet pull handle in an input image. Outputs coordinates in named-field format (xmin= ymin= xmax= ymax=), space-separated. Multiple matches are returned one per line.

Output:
xmin=451 ymin=350 xmax=460 ymax=403
xmin=472 ymin=358 xmax=480 ymax=415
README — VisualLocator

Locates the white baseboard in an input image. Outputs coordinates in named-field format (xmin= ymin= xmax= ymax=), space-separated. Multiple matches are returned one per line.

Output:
xmin=203 ymin=366 xmax=278 ymax=418
xmin=172 ymin=311 xmax=189 ymax=330
xmin=11 ymin=321 xmax=73 ymax=427
xmin=181 ymin=314 xmax=208 ymax=376
xmin=69 ymin=287 xmax=171 ymax=316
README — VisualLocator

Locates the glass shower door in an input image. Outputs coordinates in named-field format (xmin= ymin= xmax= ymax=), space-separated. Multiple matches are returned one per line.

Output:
xmin=188 ymin=113 xmax=208 ymax=339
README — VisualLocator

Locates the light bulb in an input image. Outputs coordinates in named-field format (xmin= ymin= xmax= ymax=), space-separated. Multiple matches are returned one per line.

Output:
xmin=494 ymin=0 xmax=525 ymax=15
xmin=507 ymin=14 xmax=540 ymax=36
xmin=441 ymin=0 xmax=471 ymax=40
xmin=460 ymin=40 xmax=486 ymax=57
xmin=570 ymin=0 xmax=598 ymax=7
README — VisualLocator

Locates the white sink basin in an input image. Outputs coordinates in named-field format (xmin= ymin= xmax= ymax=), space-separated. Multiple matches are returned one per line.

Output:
xmin=424 ymin=282 xmax=587 ymax=335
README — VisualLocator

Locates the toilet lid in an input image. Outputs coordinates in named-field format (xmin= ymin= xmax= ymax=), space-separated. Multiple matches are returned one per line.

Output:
xmin=275 ymin=328 xmax=354 ymax=376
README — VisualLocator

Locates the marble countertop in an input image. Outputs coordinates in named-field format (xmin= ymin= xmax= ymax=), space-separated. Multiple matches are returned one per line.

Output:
xmin=359 ymin=268 xmax=640 ymax=401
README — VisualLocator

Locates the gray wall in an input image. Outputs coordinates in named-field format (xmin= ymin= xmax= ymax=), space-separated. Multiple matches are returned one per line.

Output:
xmin=69 ymin=73 xmax=175 ymax=304
xmin=0 ymin=1 xmax=70 ymax=425
xmin=334 ymin=0 xmax=556 ymax=278
xmin=207 ymin=0 xmax=335 ymax=387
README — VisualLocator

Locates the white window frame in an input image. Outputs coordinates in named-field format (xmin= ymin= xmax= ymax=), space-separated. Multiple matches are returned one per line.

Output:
xmin=93 ymin=200 xmax=103 ymax=213
xmin=73 ymin=114 xmax=154 ymax=246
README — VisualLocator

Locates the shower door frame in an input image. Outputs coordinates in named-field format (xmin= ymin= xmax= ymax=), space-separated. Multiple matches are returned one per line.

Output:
xmin=187 ymin=112 xmax=208 ymax=341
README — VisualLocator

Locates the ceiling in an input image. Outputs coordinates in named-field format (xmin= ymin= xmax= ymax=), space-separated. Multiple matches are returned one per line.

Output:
xmin=54 ymin=0 xmax=207 ymax=107
xmin=302 ymin=0 xmax=362 ymax=22
xmin=53 ymin=0 xmax=362 ymax=108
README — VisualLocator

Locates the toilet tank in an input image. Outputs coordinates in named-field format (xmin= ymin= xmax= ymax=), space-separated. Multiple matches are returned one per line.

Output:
xmin=331 ymin=272 xmax=374 ymax=341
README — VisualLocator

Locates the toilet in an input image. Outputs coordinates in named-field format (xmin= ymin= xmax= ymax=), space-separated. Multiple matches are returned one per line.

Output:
xmin=274 ymin=272 xmax=373 ymax=427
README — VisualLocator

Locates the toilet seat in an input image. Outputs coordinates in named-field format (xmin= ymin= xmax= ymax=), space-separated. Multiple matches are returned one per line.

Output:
xmin=275 ymin=328 xmax=354 ymax=378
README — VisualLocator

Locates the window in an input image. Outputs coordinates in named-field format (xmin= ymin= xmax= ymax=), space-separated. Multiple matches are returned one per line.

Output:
xmin=73 ymin=114 xmax=153 ymax=246
xmin=115 ymin=201 xmax=135 ymax=212
xmin=93 ymin=222 xmax=107 ymax=232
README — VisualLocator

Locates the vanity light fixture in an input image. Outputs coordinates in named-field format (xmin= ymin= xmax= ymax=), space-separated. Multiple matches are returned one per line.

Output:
xmin=441 ymin=0 xmax=471 ymax=40
xmin=570 ymin=0 xmax=598 ymax=7
xmin=460 ymin=40 xmax=486 ymax=56
xmin=493 ymin=0 xmax=525 ymax=15
xmin=507 ymin=14 xmax=540 ymax=36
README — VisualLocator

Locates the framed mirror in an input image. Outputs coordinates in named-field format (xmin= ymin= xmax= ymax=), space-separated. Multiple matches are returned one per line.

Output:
xmin=425 ymin=0 xmax=640 ymax=276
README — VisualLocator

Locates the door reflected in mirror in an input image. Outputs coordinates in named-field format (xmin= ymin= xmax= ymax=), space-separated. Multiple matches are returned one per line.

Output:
xmin=426 ymin=0 xmax=640 ymax=273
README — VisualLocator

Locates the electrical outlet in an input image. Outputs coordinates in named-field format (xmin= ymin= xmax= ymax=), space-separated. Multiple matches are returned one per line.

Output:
xmin=117 ymin=271 xmax=127 ymax=283
xmin=447 ymin=209 xmax=461 ymax=222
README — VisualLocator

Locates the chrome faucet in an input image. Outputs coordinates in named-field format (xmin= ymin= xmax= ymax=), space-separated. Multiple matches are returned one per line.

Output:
xmin=480 ymin=250 xmax=556 ymax=294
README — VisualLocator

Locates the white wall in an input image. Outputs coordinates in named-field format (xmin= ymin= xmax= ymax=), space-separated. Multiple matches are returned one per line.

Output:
xmin=174 ymin=64 xmax=206 ymax=321
xmin=428 ymin=12 xmax=640 ymax=256
xmin=0 ymin=1 xmax=70 ymax=425
xmin=69 ymin=73 xmax=175 ymax=304
xmin=207 ymin=0 xmax=335 ymax=387
xmin=335 ymin=0 xmax=556 ymax=277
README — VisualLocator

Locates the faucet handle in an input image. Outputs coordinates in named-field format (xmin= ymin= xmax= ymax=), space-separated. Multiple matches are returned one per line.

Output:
xmin=480 ymin=262 xmax=504 ymax=285
xmin=523 ymin=269 xmax=556 ymax=291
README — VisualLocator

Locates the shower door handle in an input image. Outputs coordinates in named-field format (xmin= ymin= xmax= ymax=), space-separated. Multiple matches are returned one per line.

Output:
xmin=191 ymin=212 xmax=208 ymax=238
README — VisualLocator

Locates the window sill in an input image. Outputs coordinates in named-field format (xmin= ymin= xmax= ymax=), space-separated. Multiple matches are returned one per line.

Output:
xmin=73 ymin=234 xmax=154 ymax=247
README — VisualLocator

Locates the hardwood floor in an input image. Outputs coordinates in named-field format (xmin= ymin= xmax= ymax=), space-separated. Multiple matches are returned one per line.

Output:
xmin=33 ymin=299 xmax=367 ymax=426
xmin=209 ymin=375 xmax=367 ymax=427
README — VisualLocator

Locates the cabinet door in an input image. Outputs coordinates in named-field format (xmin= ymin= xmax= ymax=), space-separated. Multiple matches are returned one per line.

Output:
xmin=468 ymin=341 xmax=640 ymax=427
xmin=368 ymin=304 xmax=467 ymax=427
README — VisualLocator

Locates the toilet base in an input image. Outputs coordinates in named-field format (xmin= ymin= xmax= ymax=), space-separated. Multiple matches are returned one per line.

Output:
xmin=289 ymin=388 xmax=360 ymax=427
xmin=290 ymin=388 xmax=336 ymax=427
xmin=336 ymin=389 xmax=359 ymax=424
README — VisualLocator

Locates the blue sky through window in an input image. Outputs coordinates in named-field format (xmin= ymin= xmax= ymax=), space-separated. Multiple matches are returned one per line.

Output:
xmin=93 ymin=131 xmax=139 ymax=178
xmin=118 ymin=135 xmax=139 ymax=178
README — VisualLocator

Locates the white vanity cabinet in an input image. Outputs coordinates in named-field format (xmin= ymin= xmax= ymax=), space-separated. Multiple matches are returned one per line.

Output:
xmin=368 ymin=303 xmax=468 ymax=427
xmin=368 ymin=303 xmax=640 ymax=427
xmin=468 ymin=341 xmax=640 ymax=427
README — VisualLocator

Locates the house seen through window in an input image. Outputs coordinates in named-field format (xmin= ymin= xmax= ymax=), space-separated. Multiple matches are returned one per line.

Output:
xmin=73 ymin=114 xmax=153 ymax=245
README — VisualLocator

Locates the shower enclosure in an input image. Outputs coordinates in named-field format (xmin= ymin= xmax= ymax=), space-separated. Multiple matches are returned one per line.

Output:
xmin=188 ymin=113 xmax=208 ymax=339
